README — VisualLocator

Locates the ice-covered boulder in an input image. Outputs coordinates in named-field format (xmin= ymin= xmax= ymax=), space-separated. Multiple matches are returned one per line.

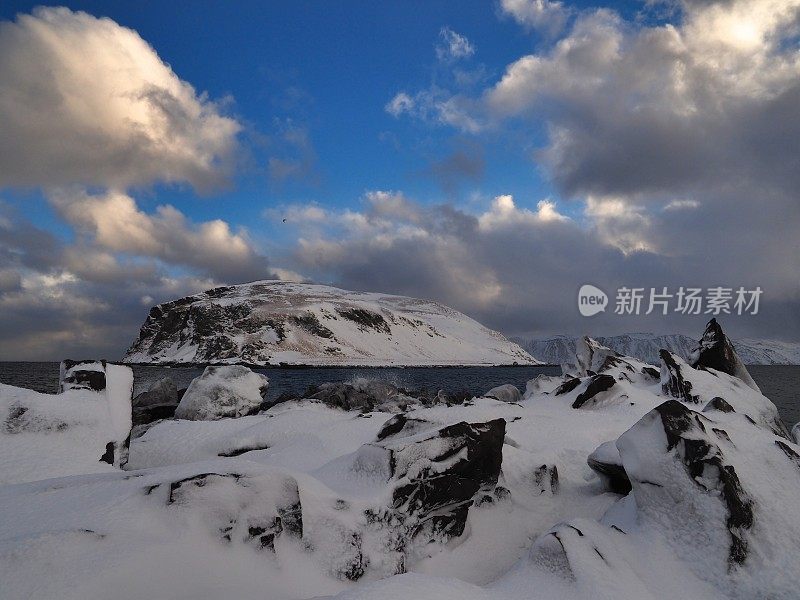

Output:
xmin=483 ymin=383 xmax=521 ymax=404
xmin=690 ymin=318 xmax=760 ymax=391
xmin=307 ymin=379 xmax=420 ymax=413
xmin=174 ymin=365 xmax=268 ymax=421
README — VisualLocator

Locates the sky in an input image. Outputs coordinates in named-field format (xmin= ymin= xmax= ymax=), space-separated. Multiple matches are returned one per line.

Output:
xmin=0 ymin=0 xmax=798 ymax=360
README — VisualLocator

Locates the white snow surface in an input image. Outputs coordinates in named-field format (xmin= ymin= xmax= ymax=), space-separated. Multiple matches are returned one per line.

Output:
xmin=2 ymin=339 xmax=799 ymax=599
xmin=123 ymin=281 xmax=537 ymax=366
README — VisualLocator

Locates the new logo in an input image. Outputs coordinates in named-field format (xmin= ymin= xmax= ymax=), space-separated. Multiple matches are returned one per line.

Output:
xmin=578 ymin=284 xmax=608 ymax=317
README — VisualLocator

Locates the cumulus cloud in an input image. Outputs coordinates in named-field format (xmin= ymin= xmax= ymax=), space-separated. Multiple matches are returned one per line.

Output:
xmin=48 ymin=189 xmax=274 ymax=282
xmin=499 ymin=0 xmax=570 ymax=35
xmin=0 ymin=7 xmax=241 ymax=191
xmin=276 ymin=188 xmax=800 ymax=342
xmin=436 ymin=27 xmax=475 ymax=61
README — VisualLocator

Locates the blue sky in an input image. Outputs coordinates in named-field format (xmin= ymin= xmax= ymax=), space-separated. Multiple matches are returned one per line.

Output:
xmin=0 ymin=0 xmax=798 ymax=359
xmin=2 ymin=0 xmax=557 ymax=232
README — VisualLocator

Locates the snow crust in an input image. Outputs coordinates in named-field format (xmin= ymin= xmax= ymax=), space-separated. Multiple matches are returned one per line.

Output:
xmin=2 ymin=334 xmax=798 ymax=600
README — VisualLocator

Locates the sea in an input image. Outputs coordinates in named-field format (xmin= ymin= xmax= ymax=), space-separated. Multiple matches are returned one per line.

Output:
xmin=1 ymin=362 xmax=798 ymax=427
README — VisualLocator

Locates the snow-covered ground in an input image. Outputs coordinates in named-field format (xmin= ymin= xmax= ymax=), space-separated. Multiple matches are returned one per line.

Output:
xmin=2 ymin=323 xmax=799 ymax=599
xmin=516 ymin=332 xmax=800 ymax=365
xmin=124 ymin=281 xmax=537 ymax=367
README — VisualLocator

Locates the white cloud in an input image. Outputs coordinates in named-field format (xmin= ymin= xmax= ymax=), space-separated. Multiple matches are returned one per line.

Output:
xmin=48 ymin=189 xmax=273 ymax=282
xmin=663 ymin=199 xmax=700 ymax=211
xmin=0 ymin=7 xmax=241 ymax=191
xmin=437 ymin=27 xmax=475 ymax=61
xmin=385 ymin=92 xmax=416 ymax=117
xmin=500 ymin=0 xmax=570 ymax=34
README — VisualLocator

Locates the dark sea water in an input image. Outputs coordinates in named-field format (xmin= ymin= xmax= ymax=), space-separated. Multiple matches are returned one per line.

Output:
xmin=1 ymin=362 xmax=798 ymax=426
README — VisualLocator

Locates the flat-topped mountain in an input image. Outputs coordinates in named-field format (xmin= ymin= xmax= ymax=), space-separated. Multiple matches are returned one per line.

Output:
xmin=123 ymin=281 xmax=538 ymax=366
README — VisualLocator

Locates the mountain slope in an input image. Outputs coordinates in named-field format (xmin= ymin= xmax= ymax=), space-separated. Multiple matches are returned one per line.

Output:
xmin=124 ymin=281 xmax=538 ymax=366
xmin=515 ymin=333 xmax=800 ymax=365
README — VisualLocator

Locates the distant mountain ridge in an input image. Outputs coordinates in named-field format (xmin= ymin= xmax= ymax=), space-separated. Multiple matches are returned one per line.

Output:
xmin=124 ymin=281 xmax=538 ymax=366
xmin=513 ymin=333 xmax=800 ymax=365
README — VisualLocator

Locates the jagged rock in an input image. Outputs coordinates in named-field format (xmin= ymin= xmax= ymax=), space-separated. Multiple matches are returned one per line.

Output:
xmin=374 ymin=414 xmax=434 ymax=441
xmin=660 ymin=350 xmax=699 ymax=402
xmin=59 ymin=360 xmax=107 ymax=393
xmin=572 ymin=374 xmax=617 ymax=409
xmin=366 ymin=419 xmax=506 ymax=546
xmin=588 ymin=441 xmax=631 ymax=494
xmin=690 ymin=318 xmax=760 ymax=391
xmin=792 ymin=422 xmax=800 ymax=444
xmin=703 ymin=397 xmax=735 ymax=413
xmin=483 ymin=384 xmax=522 ymax=403
xmin=174 ymin=365 xmax=268 ymax=421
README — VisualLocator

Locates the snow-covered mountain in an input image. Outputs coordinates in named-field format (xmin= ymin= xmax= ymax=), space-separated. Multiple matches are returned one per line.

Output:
xmin=124 ymin=281 xmax=537 ymax=366
xmin=514 ymin=332 xmax=800 ymax=365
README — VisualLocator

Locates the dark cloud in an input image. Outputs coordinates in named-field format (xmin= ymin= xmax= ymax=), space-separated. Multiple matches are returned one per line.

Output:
xmin=424 ymin=142 xmax=485 ymax=194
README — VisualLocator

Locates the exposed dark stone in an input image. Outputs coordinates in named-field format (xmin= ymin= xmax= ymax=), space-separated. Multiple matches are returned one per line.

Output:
xmin=554 ymin=377 xmax=582 ymax=396
xmin=376 ymin=414 xmax=408 ymax=441
xmin=775 ymin=440 xmax=800 ymax=469
xmin=60 ymin=360 xmax=107 ymax=392
xmin=690 ymin=318 xmax=762 ymax=394
xmin=291 ymin=312 xmax=335 ymax=339
xmin=99 ymin=442 xmax=115 ymax=464
xmin=572 ymin=374 xmax=617 ymax=409
xmin=387 ymin=419 xmax=506 ymax=544
xmin=533 ymin=464 xmax=559 ymax=494
xmin=587 ymin=444 xmax=631 ymax=495
xmin=641 ymin=366 xmax=660 ymax=380
xmin=132 ymin=403 xmax=178 ymax=427
xmin=218 ymin=444 xmax=270 ymax=457
xmin=335 ymin=308 xmax=391 ymax=334
xmin=659 ymin=350 xmax=699 ymax=403
xmin=703 ymin=397 xmax=735 ymax=413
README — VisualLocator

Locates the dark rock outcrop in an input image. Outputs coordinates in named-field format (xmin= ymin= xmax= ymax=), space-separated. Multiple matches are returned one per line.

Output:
xmin=572 ymin=374 xmax=617 ymax=409
xmin=659 ymin=350 xmax=699 ymax=403
xmin=59 ymin=360 xmax=107 ymax=393
xmin=690 ymin=318 xmax=759 ymax=391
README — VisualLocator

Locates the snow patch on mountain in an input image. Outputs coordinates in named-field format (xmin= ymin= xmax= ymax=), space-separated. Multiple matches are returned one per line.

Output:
xmin=124 ymin=281 xmax=537 ymax=366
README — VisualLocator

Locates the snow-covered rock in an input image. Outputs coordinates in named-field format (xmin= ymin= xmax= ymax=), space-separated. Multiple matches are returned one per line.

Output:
xmin=482 ymin=384 xmax=521 ymax=404
xmin=174 ymin=365 xmax=268 ymax=421
xmin=516 ymin=332 xmax=800 ymax=365
xmin=2 ymin=320 xmax=798 ymax=599
xmin=123 ymin=281 xmax=537 ymax=366
xmin=1 ymin=361 xmax=132 ymax=483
